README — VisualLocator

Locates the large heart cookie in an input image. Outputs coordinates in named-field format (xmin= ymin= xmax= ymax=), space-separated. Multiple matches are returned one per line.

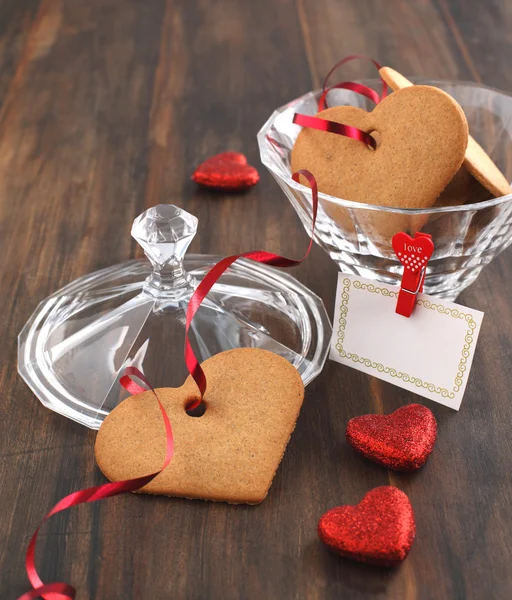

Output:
xmin=95 ymin=348 xmax=304 ymax=505
xmin=291 ymin=85 xmax=468 ymax=209
xmin=380 ymin=66 xmax=512 ymax=199
xmin=318 ymin=486 xmax=416 ymax=566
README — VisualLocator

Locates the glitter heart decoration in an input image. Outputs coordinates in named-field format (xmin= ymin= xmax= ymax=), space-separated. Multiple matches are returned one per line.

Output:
xmin=318 ymin=486 xmax=416 ymax=566
xmin=346 ymin=404 xmax=437 ymax=471
xmin=192 ymin=151 xmax=260 ymax=191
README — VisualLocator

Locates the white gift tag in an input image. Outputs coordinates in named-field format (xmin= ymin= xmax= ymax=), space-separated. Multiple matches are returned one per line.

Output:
xmin=329 ymin=274 xmax=484 ymax=409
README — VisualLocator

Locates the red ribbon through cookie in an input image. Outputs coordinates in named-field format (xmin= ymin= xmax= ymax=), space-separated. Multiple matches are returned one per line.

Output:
xmin=317 ymin=54 xmax=388 ymax=111
xmin=19 ymin=368 xmax=174 ymax=600
xmin=17 ymin=170 xmax=319 ymax=600
xmin=292 ymin=112 xmax=377 ymax=150
xmin=293 ymin=55 xmax=388 ymax=151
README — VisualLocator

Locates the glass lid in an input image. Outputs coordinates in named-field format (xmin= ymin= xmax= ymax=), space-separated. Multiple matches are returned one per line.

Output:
xmin=18 ymin=205 xmax=331 ymax=429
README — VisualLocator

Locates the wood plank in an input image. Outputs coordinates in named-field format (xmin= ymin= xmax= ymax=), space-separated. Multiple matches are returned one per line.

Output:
xmin=0 ymin=1 xmax=166 ymax=598
xmin=0 ymin=0 xmax=40 ymax=108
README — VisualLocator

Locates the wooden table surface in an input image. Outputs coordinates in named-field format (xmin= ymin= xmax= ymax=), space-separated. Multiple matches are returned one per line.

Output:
xmin=1 ymin=1 xmax=512 ymax=599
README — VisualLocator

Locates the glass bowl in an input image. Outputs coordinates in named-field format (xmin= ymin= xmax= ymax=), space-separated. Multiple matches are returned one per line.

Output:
xmin=258 ymin=79 xmax=512 ymax=300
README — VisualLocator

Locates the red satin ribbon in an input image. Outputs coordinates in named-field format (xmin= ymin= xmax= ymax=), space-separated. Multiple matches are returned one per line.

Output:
xmin=265 ymin=134 xmax=288 ymax=155
xmin=18 ymin=368 xmax=174 ymax=600
xmin=185 ymin=169 xmax=318 ymax=401
xmin=292 ymin=56 xmax=387 ymax=156
xmin=292 ymin=113 xmax=376 ymax=150
xmin=317 ymin=54 xmax=388 ymax=111
xmin=18 ymin=170 xmax=319 ymax=600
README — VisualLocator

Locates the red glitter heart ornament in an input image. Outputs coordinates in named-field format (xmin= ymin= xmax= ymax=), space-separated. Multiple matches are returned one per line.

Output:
xmin=346 ymin=404 xmax=437 ymax=471
xmin=192 ymin=151 xmax=260 ymax=191
xmin=392 ymin=232 xmax=434 ymax=272
xmin=318 ymin=486 xmax=415 ymax=566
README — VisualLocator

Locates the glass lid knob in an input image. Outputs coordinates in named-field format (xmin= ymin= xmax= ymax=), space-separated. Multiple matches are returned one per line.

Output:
xmin=131 ymin=205 xmax=198 ymax=299
xmin=131 ymin=204 xmax=198 ymax=268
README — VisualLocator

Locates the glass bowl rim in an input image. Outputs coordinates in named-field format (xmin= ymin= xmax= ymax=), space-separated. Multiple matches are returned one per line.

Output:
xmin=257 ymin=78 xmax=512 ymax=215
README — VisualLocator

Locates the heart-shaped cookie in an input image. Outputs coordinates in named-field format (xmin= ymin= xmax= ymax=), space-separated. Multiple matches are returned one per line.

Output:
xmin=318 ymin=486 xmax=415 ymax=566
xmin=95 ymin=348 xmax=304 ymax=505
xmin=346 ymin=404 xmax=437 ymax=471
xmin=291 ymin=85 xmax=468 ymax=209
xmin=380 ymin=66 xmax=512 ymax=199
xmin=392 ymin=232 xmax=434 ymax=273
xmin=192 ymin=151 xmax=259 ymax=191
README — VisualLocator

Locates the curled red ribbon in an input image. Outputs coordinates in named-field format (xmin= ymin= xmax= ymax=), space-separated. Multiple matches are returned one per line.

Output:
xmin=185 ymin=169 xmax=318 ymax=401
xmin=292 ymin=55 xmax=388 ymax=155
xmin=292 ymin=113 xmax=376 ymax=150
xmin=317 ymin=54 xmax=388 ymax=111
xmin=18 ymin=170 xmax=319 ymax=600
xmin=18 ymin=368 xmax=173 ymax=600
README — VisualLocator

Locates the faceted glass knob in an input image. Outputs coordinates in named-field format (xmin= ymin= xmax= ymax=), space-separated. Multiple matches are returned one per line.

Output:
xmin=132 ymin=205 xmax=198 ymax=299
xmin=131 ymin=205 xmax=198 ymax=270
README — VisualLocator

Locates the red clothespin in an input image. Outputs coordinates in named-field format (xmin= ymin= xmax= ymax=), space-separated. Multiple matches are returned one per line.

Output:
xmin=392 ymin=232 xmax=434 ymax=318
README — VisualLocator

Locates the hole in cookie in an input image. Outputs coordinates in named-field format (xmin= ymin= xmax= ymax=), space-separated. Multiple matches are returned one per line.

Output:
xmin=185 ymin=399 xmax=206 ymax=418
xmin=368 ymin=130 xmax=381 ymax=151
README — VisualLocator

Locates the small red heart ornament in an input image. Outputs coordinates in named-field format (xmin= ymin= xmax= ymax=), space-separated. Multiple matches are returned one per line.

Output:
xmin=192 ymin=151 xmax=260 ymax=191
xmin=392 ymin=232 xmax=434 ymax=272
xmin=318 ymin=486 xmax=415 ymax=566
xmin=346 ymin=404 xmax=437 ymax=471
